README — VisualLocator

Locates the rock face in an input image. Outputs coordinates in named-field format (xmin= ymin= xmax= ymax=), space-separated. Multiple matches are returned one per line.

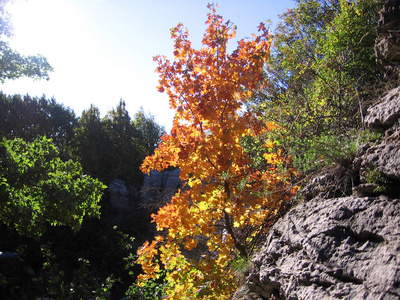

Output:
xmin=105 ymin=170 xmax=182 ymax=233
xmin=108 ymin=179 xmax=137 ymax=212
xmin=375 ymin=0 xmax=400 ymax=82
xmin=364 ymin=86 xmax=400 ymax=133
xmin=235 ymin=195 xmax=400 ymax=300
xmin=108 ymin=168 xmax=182 ymax=213
xmin=141 ymin=168 xmax=182 ymax=210
xmin=105 ymin=179 xmax=141 ymax=231
xmin=234 ymin=2 xmax=400 ymax=299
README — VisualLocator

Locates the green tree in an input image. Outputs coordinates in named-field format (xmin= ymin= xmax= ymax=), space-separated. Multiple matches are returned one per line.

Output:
xmin=72 ymin=104 xmax=112 ymax=181
xmin=312 ymin=0 xmax=381 ymax=128
xmin=73 ymin=102 xmax=165 ymax=184
xmin=103 ymin=100 xmax=142 ymax=182
xmin=0 ymin=93 xmax=77 ymax=159
xmin=133 ymin=107 xmax=165 ymax=156
xmin=257 ymin=0 xmax=382 ymax=172
xmin=0 ymin=0 xmax=53 ymax=82
xmin=0 ymin=136 xmax=105 ymax=236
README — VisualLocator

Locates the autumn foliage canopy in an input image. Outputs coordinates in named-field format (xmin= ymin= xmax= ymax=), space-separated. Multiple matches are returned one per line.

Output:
xmin=136 ymin=5 xmax=298 ymax=299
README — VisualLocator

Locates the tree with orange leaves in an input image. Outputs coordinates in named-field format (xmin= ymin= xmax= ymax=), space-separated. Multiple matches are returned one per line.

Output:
xmin=135 ymin=5 xmax=297 ymax=299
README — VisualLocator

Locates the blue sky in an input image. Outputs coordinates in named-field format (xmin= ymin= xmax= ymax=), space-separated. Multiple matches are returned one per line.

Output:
xmin=2 ymin=0 xmax=294 ymax=132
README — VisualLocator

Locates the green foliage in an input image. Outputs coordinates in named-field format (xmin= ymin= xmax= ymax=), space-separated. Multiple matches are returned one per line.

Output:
xmin=0 ymin=94 xmax=165 ymax=296
xmin=124 ymin=230 xmax=166 ymax=300
xmin=104 ymin=100 xmax=144 ymax=183
xmin=0 ymin=94 xmax=165 ymax=185
xmin=72 ymin=104 xmax=112 ymax=181
xmin=0 ymin=212 xmax=141 ymax=298
xmin=0 ymin=43 xmax=53 ymax=82
xmin=310 ymin=0 xmax=381 ymax=128
xmin=133 ymin=107 xmax=165 ymax=155
xmin=286 ymin=129 xmax=381 ymax=172
xmin=0 ymin=93 xmax=77 ymax=159
xmin=0 ymin=136 xmax=105 ymax=236
xmin=0 ymin=0 xmax=53 ymax=82
xmin=231 ymin=255 xmax=253 ymax=285
xmin=364 ymin=167 xmax=390 ymax=192
xmin=257 ymin=0 xmax=383 ymax=174
xmin=73 ymin=101 xmax=165 ymax=184
xmin=19 ymin=242 xmax=116 ymax=299
xmin=126 ymin=275 xmax=167 ymax=300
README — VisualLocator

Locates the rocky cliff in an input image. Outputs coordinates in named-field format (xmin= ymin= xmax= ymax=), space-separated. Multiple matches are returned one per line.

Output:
xmin=141 ymin=168 xmax=182 ymax=209
xmin=375 ymin=0 xmax=400 ymax=82
xmin=105 ymin=168 xmax=182 ymax=238
xmin=234 ymin=1 xmax=400 ymax=299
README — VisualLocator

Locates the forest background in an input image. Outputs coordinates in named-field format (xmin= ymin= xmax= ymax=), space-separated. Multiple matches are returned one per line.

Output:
xmin=0 ymin=0 xmax=386 ymax=299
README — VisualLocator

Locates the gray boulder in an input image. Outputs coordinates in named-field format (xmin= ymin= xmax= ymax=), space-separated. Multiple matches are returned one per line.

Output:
xmin=365 ymin=87 xmax=400 ymax=132
xmin=361 ymin=141 xmax=400 ymax=182
xmin=360 ymin=85 xmax=400 ymax=187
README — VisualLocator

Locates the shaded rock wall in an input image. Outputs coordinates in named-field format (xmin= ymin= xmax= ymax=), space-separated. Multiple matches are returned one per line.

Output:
xmin=375 ymin=0 xmax=400 ymax=82
xmin=141 ymin=168 xmax=182 ymax=210
xmin=105 ymin=169 xmax=182 ymax=233
xmin=108 ymin=179 xmax=138 ymax=212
